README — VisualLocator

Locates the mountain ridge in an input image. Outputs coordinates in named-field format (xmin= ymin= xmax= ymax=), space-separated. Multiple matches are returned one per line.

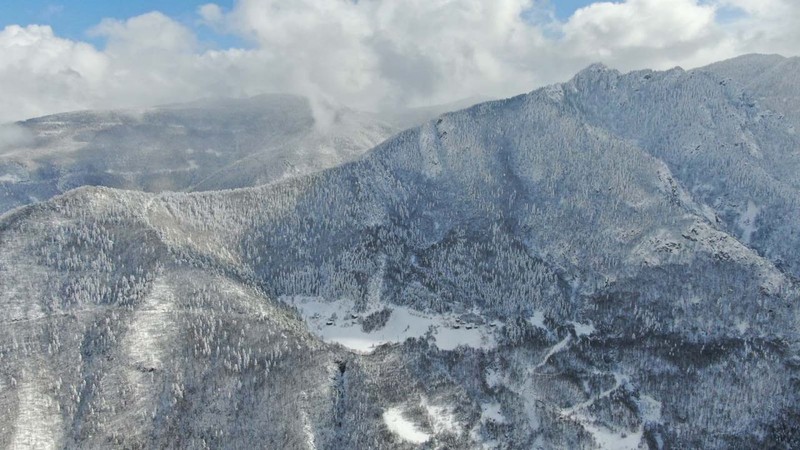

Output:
xmin=1 ymin=56 xmax=799 ymax=448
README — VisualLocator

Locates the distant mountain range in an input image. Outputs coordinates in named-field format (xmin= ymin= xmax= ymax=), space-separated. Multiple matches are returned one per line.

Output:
xmin=0 ymin=94 xmax=397 ymax=213
xmin=0 ymin=55 xmax=798 ymax=449
xmin=0 ymin=94 xmax=493 ymax=216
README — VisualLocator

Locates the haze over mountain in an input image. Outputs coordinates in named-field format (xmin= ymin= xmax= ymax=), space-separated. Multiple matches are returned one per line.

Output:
xmin=0 ymin=56 xmax=799 ymax=449
xmin=0 ymin=94 xmax=397 ymax=214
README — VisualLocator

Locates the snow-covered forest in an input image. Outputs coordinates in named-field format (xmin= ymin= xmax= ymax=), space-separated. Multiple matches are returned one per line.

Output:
xmin=0 ymin=55 xmax=799 ymax=449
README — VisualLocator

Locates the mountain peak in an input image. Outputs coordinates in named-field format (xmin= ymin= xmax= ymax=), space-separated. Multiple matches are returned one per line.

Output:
xmin=579 ymin=62 xmax=615 ymax=75
xmin=570 ymin=62 xmax=622 ymax=84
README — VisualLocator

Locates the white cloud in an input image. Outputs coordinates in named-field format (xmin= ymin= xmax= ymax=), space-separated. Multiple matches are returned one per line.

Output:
xmin=560 ymin=0 xmax=735 ymax=70
xmin=564 ymin=0 xmax=716 ymax=51
xmin=0 ymin=24 xmax=108 ymax=121
xmin=0 ymin=123 xmax=33 ymax=150
xmin=90 ymin=12 xmax=197 ymax=54
xmin=712 ymin=0 xmax=800 ymax=56
xmin=198 ymin=3 xmax=225 ymax=26
xmin=0 ymin=0 xmax=798 ymax=123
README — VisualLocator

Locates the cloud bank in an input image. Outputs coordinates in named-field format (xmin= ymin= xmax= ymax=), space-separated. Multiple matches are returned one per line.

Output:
xmin=0 ymin=0 xmax=798 ymax=123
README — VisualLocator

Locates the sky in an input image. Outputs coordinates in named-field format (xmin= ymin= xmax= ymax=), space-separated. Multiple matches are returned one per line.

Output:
xmin=0 ymin=1 xmax=242 ymax=48
xmin=0 ymin=1 xmax=593 ymax=43
xmin=0 ymin=0 xmax=798 ymax=123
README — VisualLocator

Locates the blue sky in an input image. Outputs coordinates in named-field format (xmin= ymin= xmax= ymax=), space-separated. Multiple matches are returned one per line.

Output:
xmin=0 ymin=0 xmax=595 ymax=47
xmin=548 ymin=0 xmax=597 ymax=19
xmin=0 ymin=0 xmax=239 ymax=47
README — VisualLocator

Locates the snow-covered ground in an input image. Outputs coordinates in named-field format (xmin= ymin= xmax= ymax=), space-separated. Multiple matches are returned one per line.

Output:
xmin=382 ymin=407 xmax=431 ymax=444
xmin=381 ymin=398 xmax=460 ymax=445
xmin=579 ymin=422 xmax=643 ymax=450
xmin=421 ymin=397 xmax=460 ymax=435
xmin=526 ymin=311 xmax=547 ymax=330
xmin=569 ymin=320 xmax=596 ymax=337
xmin=125 ymin=278 xmax=176 ymax=372
xmin=533 ymin=335 xmax=572 ymax=372
xmin=559 ymin=372 xmax=653 ymax=449
xmin=10 ymin=381 xmax=62 ymax=450
xmin=737 ymin=200 xmax=760 ymax=244
xmin=283 ymin=296 xmax=499 ymax=353
xmin=0 ymin=173 xmax=23 ymax=184
xmin=480 ymin=402 xmax=506 ymax=424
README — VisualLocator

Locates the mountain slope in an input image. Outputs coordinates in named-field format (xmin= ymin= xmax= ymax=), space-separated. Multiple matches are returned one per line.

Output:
xmin=565 ymin=61 xmax=800 ymax=277
xmin=1 ymin=58 xmax=799 ymax=448
xmin=703 ymin=54 xmax=800 ymax=130
xmin=0 ymin=95 xmax=396 ymax=214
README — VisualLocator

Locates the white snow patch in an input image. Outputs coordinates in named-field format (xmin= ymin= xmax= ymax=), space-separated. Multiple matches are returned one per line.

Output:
xmin=526 ymin=311 xmax=547 ymax=330
xmin=581 ymin=422 xmax=643 ymax=450
xmin=533 ymin=335 xmax=571 ymax=372
xmin=481 ymin=402 xmax=506 ymax=424
xmin=10 ymin=381 xmax=62 ymax=450
xmin=737 ymin=200 xmax=760 ymax=244
xmin=435 ymin=323 xmax=496 ymax=351
xmin=285 ymin=296 xmax=498 ymax=354
xmin=125 ymin=279 xmax=175 ymax=371
xmin=569 ymin=321 xmax=596 ymax=337
xmin=121 ymin=277 xmax=181 ymax=426
xmin=298 ymin=392 xmax=318 ymax=450
xmin=422 ymin=398 xmax=460 ymax=435
xmin=383 ymin=407 xmax=431 ymax=444
xmin=560 ymin=373 xmax=646 ymax=449
xmin=0 ymin=173 xmax=22 ymax=183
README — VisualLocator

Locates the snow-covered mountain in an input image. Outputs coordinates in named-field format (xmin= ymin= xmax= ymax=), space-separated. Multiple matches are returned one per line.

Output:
xmin=0 ymin=94 xmax=397 ymax=213
xmin=703 ymin=54 xmax=800 ymax=130
xmin=0 ymin=56 xmax=798 ymax=449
